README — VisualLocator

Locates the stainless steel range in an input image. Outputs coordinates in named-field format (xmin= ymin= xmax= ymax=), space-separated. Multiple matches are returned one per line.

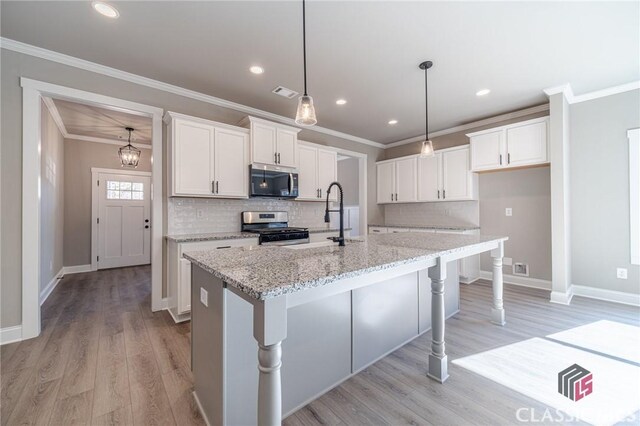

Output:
xmin=241 ymin=211 xmax=309 ymax=246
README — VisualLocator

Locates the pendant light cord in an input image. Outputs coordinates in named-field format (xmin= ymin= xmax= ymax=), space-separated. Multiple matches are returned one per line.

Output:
xmin=424 ymin=67 xmax=429 ymax=141
xmin=302 ymin=0 xmax=308 ymax=96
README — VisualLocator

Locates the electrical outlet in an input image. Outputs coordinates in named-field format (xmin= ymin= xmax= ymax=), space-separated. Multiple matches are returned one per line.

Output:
xmin=445 ymin=209 xmax=451 ymax=217
xmin=503 ymin=257 xmax=513 ymax=266
xmin=200 ymin=287 xmax=209 ymax=306
xmin=513 ymin=263 xmax=529 ymax=277
xmin=196 ymin=209 xmax=204 ymax=219
xmin=505 ymin=208 xmax=513 ymax=217
xmin=616 ymin=268 xmax=628 ymax=279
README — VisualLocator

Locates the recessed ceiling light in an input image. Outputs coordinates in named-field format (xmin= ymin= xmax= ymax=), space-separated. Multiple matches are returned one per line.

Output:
xmin=335 ymin=99 xmax=347 ymax=105
xmin=476 ymin=89 xmax=491 ymax=96
xmin=250 ymin=66 xmax=264 ymax=75
xmin=388 ymin=119 xmax=398 ymax=125
xmin=92 ymin=1 xmax=119 ymax=18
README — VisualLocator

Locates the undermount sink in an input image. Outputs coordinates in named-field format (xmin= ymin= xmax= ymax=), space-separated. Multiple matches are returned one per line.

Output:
xmin=283 ymin=239 xmax=361 ymax=250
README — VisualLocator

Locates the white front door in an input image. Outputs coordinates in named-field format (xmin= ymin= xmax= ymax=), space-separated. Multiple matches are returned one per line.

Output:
xmin=98 ymin=173 xmax=151 ymax=269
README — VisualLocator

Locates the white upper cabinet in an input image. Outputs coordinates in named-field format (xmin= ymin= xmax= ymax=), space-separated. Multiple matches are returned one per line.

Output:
xmin=241 ymin=116 xmax=301 ymax=168
xmin=377 ymin=157 xmax=417 ymax=204
xmin=395 ymin=157 xmax=418 ymax=202
xmin=469 ymin=130 xmax=504 ymax=171
xmin=166 ymin=112 xmax=249 ymax=198
xmin=173 ymin=119 xmax=215 ymax=196
xmin=442 ymin=147 xmax=474 ymax=201
xmin=297 ymin=143 xmax=337 ymax=201
xmin=318 ymin=149 xmax=338 ymax=201
xmin=417 ymin=154 xmax=441 ymax=201
xmin=297 ymin=145 xmax=319 ymax=200
xmin=379 ymin=146 xmax=476 ymax=204
xmin=377 ymin=161 xmax=396 ymax=204
xmin=468 ymin=117 xmax=549 ymax=172
xmin=214 ymin=127 xmax=249 ymax=197
xmin=505 ymin=120 xmax=548 ymax=167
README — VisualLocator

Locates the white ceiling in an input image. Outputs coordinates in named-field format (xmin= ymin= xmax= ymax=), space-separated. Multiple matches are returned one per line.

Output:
xmin=3 ymin=1 xmax=638 ymax=144
xmin=52 ymin=98 xmax=152 ymax=144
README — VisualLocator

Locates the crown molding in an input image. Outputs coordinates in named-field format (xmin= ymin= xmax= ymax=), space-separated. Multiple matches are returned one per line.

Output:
xmin=544 ymin=81 xmax=640 ymax=104
xmin=41 ymin=96 xmax=69 ymax=137
xmin=66 ymin=134 xmax=153 ymax=149
xmin=2 ymin=37 xmax=385 ymax=149
xmin=384 ymin=103 xmax=550 ymax=148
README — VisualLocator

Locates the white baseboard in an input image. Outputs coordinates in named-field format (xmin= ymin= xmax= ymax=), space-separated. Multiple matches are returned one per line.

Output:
xmin=479 ymin=270 xmax=552 ymax=290
xmin=550 ymin=287 xmax=574 ymax=305
xmin=0 ymin=325 xmax=23 ymax=345
xmin=571 ymin=284 xmax=640 ymax=307
xmin=63 ymin=264 xmax=92 ymax=274
xmin=40 ymin=267 xmax=64 ymax=305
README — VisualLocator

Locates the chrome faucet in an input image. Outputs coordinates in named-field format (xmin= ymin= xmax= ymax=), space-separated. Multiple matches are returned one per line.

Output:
xmin=324 ymin=182 xmax=345 ymax=246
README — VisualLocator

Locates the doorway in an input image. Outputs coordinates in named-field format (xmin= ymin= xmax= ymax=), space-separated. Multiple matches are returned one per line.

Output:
xmin=21 ymin=78 xmax=163 ymax=340
xmin=92 ymin=169 xmax=151 ymax=270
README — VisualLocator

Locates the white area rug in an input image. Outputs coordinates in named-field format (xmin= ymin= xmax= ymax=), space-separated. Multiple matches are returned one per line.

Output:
xmin=452 ymin=338 xmax=640 ymax=425
xmin=547 ymin=320 xmax=640 ymax=365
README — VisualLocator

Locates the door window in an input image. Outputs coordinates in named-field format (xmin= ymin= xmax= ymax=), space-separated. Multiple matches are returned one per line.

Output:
xmin=106 ymin=180 xmax=144 ymax=200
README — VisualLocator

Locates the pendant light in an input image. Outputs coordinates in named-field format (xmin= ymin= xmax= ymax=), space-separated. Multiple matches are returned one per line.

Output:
xmin=118 ymin=127 xmax=141 ymax=168
xmin=295 ymin=0 xmax=317 ymax=126
xmin=259 ymin=168 xmax=268 ymax=188
xmin=419 ymin=61 xmax=435 ymax=158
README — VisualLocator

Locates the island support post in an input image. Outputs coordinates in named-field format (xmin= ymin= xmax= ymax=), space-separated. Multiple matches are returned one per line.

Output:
xmin=490 ymin=241 xmax=506 ymax=325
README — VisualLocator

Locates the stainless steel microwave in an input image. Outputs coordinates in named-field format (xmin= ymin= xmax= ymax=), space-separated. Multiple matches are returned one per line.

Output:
xmin=249 ymin=165 xmax=299 ymax=198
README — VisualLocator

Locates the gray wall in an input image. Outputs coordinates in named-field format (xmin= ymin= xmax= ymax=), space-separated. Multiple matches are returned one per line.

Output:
xmin=337 ymin=157 xmax=359 ymax=206
xmin=479 ymin=167 xmax=552 ymax=281
xmin=570 ymin=90 xmax=640 ymax=294
xmin=384 ymin=201 xmax=479 ymax=228
xmin=63 ymin=138 xmax=152 ymax=267
xmin=40 ymin=101 xmax=65 ymax=292
xmin=0 ymin=48 xmax=384 ymax=328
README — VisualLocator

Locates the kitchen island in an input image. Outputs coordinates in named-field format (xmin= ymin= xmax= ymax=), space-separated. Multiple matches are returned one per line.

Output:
xmin=184 ymin=232 xmax=507 ymax=426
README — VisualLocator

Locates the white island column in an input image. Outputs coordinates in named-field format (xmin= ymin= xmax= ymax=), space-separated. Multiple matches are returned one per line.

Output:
xmin=491 ymin=241 xmax=506 ymax=326
xmin=427 ymin=259 xmax=449 ymax=383
xmin=253 ymin=296 xmax=287 ymax=426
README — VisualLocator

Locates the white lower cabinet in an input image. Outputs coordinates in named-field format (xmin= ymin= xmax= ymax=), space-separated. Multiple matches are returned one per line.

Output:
xmin=167 ymin=237 xmax=258 ymax=322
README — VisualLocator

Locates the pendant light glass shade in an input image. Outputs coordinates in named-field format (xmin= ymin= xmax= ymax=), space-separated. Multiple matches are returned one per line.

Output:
xmin=420 ymin=140 xmax=434 ymax=158
xmin=119 ymin=127 xmax=141 ymax=168
xmin=295 ymin=95 xmax=317 ymax=126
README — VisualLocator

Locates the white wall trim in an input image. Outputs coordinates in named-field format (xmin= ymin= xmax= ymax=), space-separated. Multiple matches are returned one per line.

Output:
xmin=2 ymin=37 xmax=385 ymax=149
xmin=550 ymin=287 xmax=574 ymax=305
xmin=479 ymin=270 xmax=551 ymax=291
xmin=629 ymin=128 xmax=640 ymax=265
xmin=42 ymin=96 xmax=68 ymax=135
xmin=0 ymin=326 xmax=23 ymax=345
xmin=40 ymin=267 xmax=64 ymax=306
xmin=385 ymin=104 xmax=550 ymax=148
xmin=20 ymin=79 xmax=164 ymax=341
xmin=63 ymin=264 xmax=92 ymax=275
xmin=544 ymin=81 xmax=640 ymax=104
xmin=571 ymin=285 xmax=640 ymax=307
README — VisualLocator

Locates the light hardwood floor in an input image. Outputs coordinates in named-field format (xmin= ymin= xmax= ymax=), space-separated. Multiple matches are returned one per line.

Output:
xmin=2 ymin=266 xmax=638 ymax=425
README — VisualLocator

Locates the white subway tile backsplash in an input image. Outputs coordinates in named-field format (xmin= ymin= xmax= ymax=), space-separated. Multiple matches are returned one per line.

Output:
xmin=384 ymin=201 xmax=479 ymax=228
xmin=168 ymin=198 xmax=329 ymax=234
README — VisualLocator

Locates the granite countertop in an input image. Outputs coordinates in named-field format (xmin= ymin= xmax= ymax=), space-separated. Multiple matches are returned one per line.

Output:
xmin=183 ymin=232 xmax=507 ymax=301
xmin=166 ymin=227 xmax=352 ymax=243
xmin=368 ymin=223 xmax=480 ymax=231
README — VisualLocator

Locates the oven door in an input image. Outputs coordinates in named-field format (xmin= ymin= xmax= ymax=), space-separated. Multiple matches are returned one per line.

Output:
xmin=250 ymin=166 xmax=299 ymax=198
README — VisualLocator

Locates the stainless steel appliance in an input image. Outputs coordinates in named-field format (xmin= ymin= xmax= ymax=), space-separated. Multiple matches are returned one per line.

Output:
xmin=241 ymin=211 xmax=309 ymax=245
xmin=249 ymin=165 xmax=298 ymax=199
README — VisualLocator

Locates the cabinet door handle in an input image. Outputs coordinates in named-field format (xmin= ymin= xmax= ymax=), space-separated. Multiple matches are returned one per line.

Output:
xmin=274 ymin=152 xmax=278 ymax=164
xmin=443 ymin=190 xmax=446 ymax=199
xmin=277 ymin=153 xmax=281 ymax=164
xmin=437 ymin=190 xmax=440 ymax=199
xmin=507 ymin=153 xmax=511 ymax=164
xmin=391 ymin=193 xmax=394 ymax=201
xmin=499 ymin=154 xmax=503 ymax=165
xmin=216 ymin=246 xmax=231 ymax=249
xmin=211 ymin=180 xmax=215 ymax=193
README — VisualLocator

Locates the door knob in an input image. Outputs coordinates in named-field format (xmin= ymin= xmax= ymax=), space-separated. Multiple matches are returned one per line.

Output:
xmin=145 ymin=225 xmax=149 ymax=229
xmin=145 ymin=219 xmax=149 ymax=223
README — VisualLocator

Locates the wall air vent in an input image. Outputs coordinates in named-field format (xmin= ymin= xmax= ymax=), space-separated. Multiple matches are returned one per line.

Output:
xmin=513 ymin=263 xmax=529 ymax=277
xmin=272 ymin=86 xmax=299 ymax=99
